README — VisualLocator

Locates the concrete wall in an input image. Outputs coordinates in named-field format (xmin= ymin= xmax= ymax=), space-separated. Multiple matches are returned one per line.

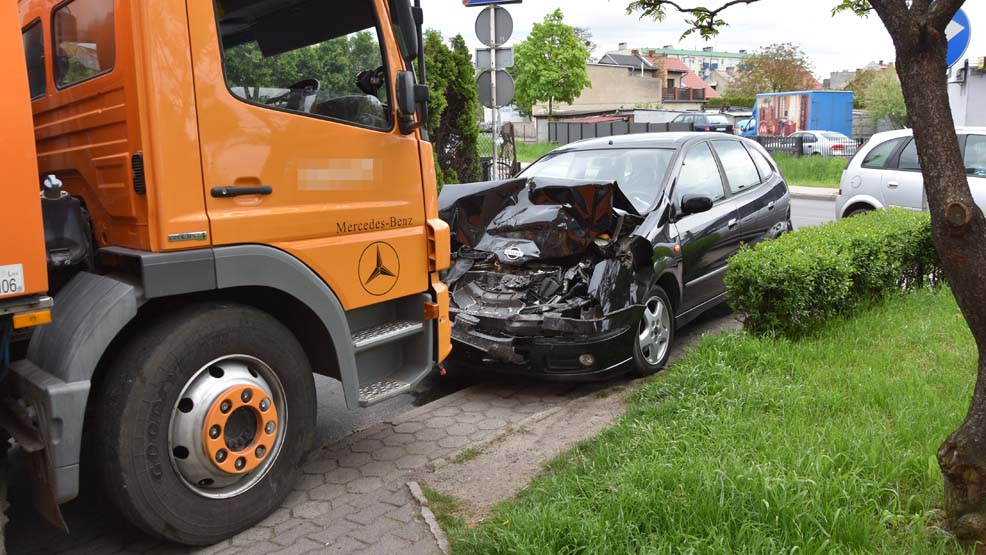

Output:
xmin=533 ymin=64 xmax=664 ymax=115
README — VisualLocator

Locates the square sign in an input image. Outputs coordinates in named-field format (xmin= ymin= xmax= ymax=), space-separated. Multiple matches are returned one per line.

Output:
xmin=463 ymin=0 xmax=522 ymax=6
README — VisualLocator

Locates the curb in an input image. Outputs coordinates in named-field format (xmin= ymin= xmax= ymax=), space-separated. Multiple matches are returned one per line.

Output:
xmin=406 ymin=481 xmax=450 ymax=555
xmin=789 ymin=186 xmax=838 ymax=201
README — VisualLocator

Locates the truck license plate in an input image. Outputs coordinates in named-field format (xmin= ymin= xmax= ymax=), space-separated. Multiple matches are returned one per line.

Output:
xmin=0 ymin=264 xmax=25 ymax=298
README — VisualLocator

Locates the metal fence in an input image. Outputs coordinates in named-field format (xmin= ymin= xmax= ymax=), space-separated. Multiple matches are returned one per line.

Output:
xmin=755 ymin=135 xmax=865 ymax=158
xmin=548 ymin=121 xmax=694 ymax=145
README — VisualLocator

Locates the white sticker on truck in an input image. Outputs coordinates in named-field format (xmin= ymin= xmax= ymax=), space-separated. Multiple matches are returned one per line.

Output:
xmin=0 ymin=264 xmax=25 ymax=298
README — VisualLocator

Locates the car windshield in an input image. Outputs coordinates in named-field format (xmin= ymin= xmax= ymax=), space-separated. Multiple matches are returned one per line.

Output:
xmin=707 ymin=115 xmax=730 ymax=125
xmin=821 ymin=132 xmax=849 ymax=140
xmin=520 ymin=148 xmax=675 ymax=212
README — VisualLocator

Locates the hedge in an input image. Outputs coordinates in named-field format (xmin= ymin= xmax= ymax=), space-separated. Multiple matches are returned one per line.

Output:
xmin=724 ymin=208 xmax=941 ymax=337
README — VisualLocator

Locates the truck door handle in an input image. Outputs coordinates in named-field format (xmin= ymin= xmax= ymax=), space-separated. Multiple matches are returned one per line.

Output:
xmin=211 ymin=186 xmax=273 ymax=198
xmin=767 ymin=201 xmax=776 ymax=210
xmin=728 ymin=218 xmax=738 ymax=229
xmin=887 ymin=181 xmax=900 ymax=189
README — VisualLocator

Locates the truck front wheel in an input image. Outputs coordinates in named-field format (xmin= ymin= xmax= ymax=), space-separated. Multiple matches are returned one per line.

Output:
xmin=94 ymin=303 xmax=316 ymax=545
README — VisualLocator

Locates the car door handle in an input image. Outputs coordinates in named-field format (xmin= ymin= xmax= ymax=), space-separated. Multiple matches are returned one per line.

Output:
xmin=887 ymin=181 xmax=900 ymax=189
xmin=767 ymin=201 xmax=776 ymax=210
xmin=728 ymin=218 xmax=738 ymax=229
xmin=211 ymin=186 xmax=273 ymax=198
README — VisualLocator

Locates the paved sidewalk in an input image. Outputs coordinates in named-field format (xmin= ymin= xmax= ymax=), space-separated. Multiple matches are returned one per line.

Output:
xmin=13 ymin=381 xmax=598 ymax=555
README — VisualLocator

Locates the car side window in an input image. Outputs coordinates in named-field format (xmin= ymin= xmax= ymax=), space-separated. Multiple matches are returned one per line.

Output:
xmin=713 ymin=140 xmax=760 ymax=193
xmin=22 ymin=20 xmax=45 ymax=99
xmin=675 ymin=142 xmax=726 ymax=204
xmin=747 ymin=146 xmax=775 ymax=182
xmin=964 ymin=135 xmax=986 ymax=177
xmin=896 ymin=139 xmax=921 ymax=171
xmin=215 ymin=0 xmax=391 ymax=131
xmin=53 ymin=0 xmax=116 ymax=88
xmin=803 ymin=134 xmax=817 ymax=144
xmin=861 ymin=138 xmax=905 ymax=169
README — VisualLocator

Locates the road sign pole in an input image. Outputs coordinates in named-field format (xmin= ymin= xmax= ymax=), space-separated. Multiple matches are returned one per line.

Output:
xmin=490 ymin=7 xmax=498 ymax=171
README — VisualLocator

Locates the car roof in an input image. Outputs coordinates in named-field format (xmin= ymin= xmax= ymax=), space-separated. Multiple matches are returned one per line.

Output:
xmin=867 ymin=127 xmax=986 ymax=142
xmin=555 ymin=132 xmax=748 ymax=152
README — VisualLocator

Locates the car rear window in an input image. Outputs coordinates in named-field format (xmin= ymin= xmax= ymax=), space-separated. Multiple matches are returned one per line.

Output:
xmin=707 ymin=115 xmax=729 ymax=125
xmin=821 ymin=132 xmax=848 ymax=140
xmin=861 ymin=137 xmax=905 ymax=169
xmin=713 ymin=140 xmax=760 ymax=193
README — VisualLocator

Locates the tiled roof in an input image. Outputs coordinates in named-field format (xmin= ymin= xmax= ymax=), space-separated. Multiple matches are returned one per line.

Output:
xmin=599 ymin=53 xmax=654 ymax=68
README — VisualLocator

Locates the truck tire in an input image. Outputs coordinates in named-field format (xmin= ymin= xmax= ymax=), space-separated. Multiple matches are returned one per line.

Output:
xmin=94 ymin=303 xmax=316 ymax=545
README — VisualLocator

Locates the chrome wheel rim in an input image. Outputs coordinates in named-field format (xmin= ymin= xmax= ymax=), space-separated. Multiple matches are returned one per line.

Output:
xmin=168 ymin=355 xmax=287 ymax=499
xmin=637 ymin=295 xmax=671 ymax=366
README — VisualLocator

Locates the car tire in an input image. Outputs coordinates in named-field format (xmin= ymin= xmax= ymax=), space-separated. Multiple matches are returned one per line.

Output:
xmin=845 ymin=206 xmax=873 ymax=218
xmin=94 ymin=303 xmax=316 ymax=545
xmin=631 ymin=287 xmax=675 ymax=377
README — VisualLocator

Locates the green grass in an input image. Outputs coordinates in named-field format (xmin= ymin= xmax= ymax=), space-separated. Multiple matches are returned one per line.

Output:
xmin=454 ymin=447 xmax=481 ymax=464
xmin=422 ymin=484 xmax=469 ymax=539
xmin=773 ymin=153 xmax=848 ymax=188
xmin=516 ymin=142 xmax=559 ymax=163
xmin=445 ymin=288 xmax=973 ymax=555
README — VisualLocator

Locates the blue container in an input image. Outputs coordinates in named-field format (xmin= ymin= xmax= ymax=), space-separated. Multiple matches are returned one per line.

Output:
xmin=752 ymin=90 xmax=854 ymax=137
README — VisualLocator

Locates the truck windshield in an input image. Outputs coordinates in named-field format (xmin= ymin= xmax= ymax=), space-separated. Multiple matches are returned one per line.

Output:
xmin=519 ymin=149 xmax=675 ymax=212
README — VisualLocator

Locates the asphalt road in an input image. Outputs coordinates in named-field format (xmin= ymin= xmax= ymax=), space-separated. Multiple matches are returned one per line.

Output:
xmin=791 ymin=196 xmax=837 ymax=229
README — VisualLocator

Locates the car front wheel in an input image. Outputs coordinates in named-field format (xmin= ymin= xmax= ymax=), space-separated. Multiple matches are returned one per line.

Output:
xmin=632 ymin=287 xmax=675 ymax=377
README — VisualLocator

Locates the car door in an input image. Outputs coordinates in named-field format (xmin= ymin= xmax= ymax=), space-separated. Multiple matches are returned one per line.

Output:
xmin=671 ymin=141 xmax=739 ymax=312
xmin=801 ymin=132 xmax=820 ymax=155
xmin=964 ymin=134 xmax=986 ymax=208
xmin=711 ymin=139 xmax=785 ymax=246
xmin=881 ymin=138 xmax=926 ymax=210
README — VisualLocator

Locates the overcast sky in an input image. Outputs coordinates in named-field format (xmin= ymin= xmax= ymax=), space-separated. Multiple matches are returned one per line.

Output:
xmin=420 ymin=0 xmax=986 ymax=78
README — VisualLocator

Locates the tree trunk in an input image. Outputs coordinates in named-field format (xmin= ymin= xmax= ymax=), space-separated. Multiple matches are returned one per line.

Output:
xmin=885 ymin=9 xmax=986 ymax=546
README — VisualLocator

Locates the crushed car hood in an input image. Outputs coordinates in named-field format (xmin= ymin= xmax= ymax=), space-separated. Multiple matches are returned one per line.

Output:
xmin=439 ymin=176 xmax=639 ymax=265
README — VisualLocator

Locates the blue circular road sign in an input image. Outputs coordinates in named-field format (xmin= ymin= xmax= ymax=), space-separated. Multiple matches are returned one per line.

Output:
xmin=947 ymin=8 xmax=971 ymax=68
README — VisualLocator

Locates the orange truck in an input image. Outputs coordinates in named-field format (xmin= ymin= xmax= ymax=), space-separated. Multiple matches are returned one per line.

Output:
xmin=3 ymin=0 xmax=450 ymax=545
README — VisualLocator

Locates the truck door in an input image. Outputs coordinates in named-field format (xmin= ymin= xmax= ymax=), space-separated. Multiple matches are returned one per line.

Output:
xmin=186 ymin=0 xmax=429 ymax=310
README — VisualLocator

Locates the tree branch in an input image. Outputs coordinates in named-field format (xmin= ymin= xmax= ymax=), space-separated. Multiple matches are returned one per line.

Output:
xmin=927 ymin=0 xmax=965 ymax=31
xmin=628 ymin=0 xmax=763 ymax=38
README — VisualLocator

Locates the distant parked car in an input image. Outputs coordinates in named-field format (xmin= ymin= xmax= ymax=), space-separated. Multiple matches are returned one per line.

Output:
xmin=736 ymin=118 xmax=757 ymax=138
xmin=672 ymin=113 xmax=734 ymax=134
xmin=439 ymin=133 xmax=791 ymax=378
xmin=789 ymin=130 xmax=858 ymax=157
xmin=835 ymin=127 xmax=986 ymax=219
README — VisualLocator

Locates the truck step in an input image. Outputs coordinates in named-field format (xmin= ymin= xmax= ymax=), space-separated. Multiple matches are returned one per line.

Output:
xmin=352 ymin=320 xmax=423 ymax=353
xmin=358 ymin=379 xmax=411 ymax=407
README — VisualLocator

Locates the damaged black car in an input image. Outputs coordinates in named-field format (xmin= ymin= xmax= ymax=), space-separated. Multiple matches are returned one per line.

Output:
xmin=439 ymin=133 xmax=792 ymax=379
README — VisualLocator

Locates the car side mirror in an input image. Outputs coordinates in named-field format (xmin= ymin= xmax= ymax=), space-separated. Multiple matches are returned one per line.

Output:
xmin=396 ymin=70 xmax=428 ymax=135
xmin=680 ymin=194 xmax=714 ymax=216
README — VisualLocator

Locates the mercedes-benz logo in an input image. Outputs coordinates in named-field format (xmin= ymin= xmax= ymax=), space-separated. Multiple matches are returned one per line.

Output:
xmin=504 ymin=246 xmax=524 ymax=261
xmin=359 ymin=242 xmax=400 ymax=296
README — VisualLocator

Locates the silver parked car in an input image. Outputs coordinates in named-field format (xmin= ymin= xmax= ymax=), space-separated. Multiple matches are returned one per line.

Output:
xmin=835 ymin=127 xmax=986 ymax=219
xmin=789 ymin=130 xmax=859 ymax=157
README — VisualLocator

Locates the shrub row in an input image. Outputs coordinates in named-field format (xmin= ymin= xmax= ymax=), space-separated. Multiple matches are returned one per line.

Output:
xmin=725 ymin=208 xmax=941 ymax=337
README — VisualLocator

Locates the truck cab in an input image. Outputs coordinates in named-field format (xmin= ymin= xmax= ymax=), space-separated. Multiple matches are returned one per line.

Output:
xmin=8 ymin=0 xmax=449 ymax=545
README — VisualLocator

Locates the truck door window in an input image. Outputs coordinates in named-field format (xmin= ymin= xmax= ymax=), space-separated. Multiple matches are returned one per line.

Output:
xmin=53 ymin=0 xmax=115 ymax=88
xmin=215 ymin=0 xmax=391 ymax=131
xmin=22 ymin=20 xmax=45 ymax=99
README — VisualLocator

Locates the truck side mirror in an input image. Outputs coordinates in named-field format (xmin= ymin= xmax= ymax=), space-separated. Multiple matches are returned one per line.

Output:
xmin=397 ymin=71 xmax=428 ymax=135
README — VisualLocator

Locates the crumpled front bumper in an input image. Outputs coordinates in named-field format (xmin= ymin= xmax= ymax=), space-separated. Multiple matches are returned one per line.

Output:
xmin=448 ymin=304 xmax=643 ymax=380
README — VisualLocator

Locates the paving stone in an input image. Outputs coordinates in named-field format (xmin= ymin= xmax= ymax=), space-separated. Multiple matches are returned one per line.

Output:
xmin=431 ymin=406 xmax=461 ymax=417
xmin=385 ymin=504 xmax=417 ymax=524
xmin=393 ymin=422 xmax=425 ymax=434
xmin=234 ymin=541 xmax=282 ymax=555
xmin=257 ymin=507 xmax=292 ymax=528
xmin=302 ymin=458 xmax=338 ymax=474
xmin=437 ymin=435 xmax=471 ymax=449
xmin=270 ymin=538 xmax=321 ymax=555
xmin=424 ymin=416 xmax=456 ymax=429
xmin=309 ymin=482 xmax=348 ymax=501
xmin=293 ymin=473 xmax=325 ymax=491
xmin=413 ymin=428 xmax=444 ymax=442
xmin=477 ymin=417 xmax=508 ymax=430
xmin=460 ymin=401 xmax=491 ymax=413
xmin=337 ymin=451 xmax=373 ymax=469
xmin=306 ymin=518 xmax=359 ymax=545
xmin=482 ymin=407 xmax=517 ymax=419
xmin=405 ymin=441 xmax=442 ymax=458
xmin=291 ymin=501 xmax=332 ymax=520
xmin=348 ymin=514 xmax=406 ymax=545
xmin=351 ymin=439 xmax=384 ymax=453
xmin=395 ymin=454 xmax=428 ymax=470
xmin=273 ymin=518 xmax=306 ymax=537
xmin=359 ymin=460 xmax=397 ymax=477
xmin=346 ymin=476 xmax=384 ymax=494
xmin=345 ymin=501 xmax=393 ymax=526
xmin=446 ymin=423 xmax=478 ymax=437
xmin=359 ymin=533 xmax=415 ymax=555
xmin=279 ymin=489 xmax=310 ymax=508
xmin=317 ymin=537 xmax=368 ymax=555
xmin=310 ymin=503 xmax=359 ymax=528
xmin=453 ymin=412 xmax=484 ymax=424
xmin=382 ymin=433 xmax=416 ymax=447
xmin=392 ymin=522 xmax=427 ymax=543
xmin=371 ymin=446 xmax=406 ymax=462
xmin=489 ymin=397 xmax=521 ymax=408
xmin=324 ymin=467 xmax=361 ymax=484
xmin=271 ymin=522 xmax=322 ymax=547
xmin=230 ymin=526 xmax=274 ymax=546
